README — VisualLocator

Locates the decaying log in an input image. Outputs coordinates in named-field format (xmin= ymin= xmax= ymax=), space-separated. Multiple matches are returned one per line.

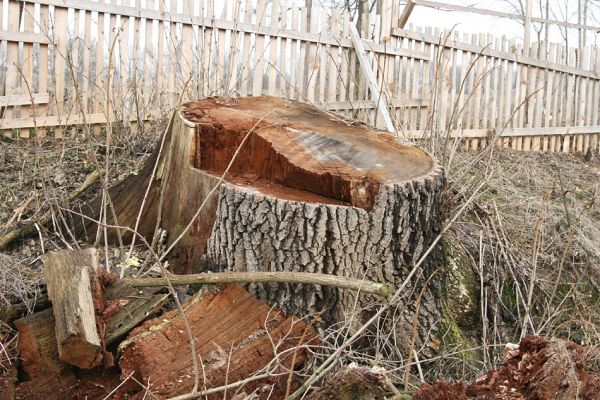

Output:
xmin=118 ymin=284 xmax=318 ymax=399
xmin=79 ymin=96 xmax=445 ymax=352
xmin=14 ymin=308 xmax=78 ymax=399
xmin=41 ymin=248 xmax=103 ymax=369
xmin=14 ymin=308 xmax=123 ymax=399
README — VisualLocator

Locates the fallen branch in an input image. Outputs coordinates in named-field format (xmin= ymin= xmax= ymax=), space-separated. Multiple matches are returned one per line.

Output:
xmin=0 ymin=169 xmax=102 ymax=250
xmin=124 ymin=271 xmax=390 ymax=298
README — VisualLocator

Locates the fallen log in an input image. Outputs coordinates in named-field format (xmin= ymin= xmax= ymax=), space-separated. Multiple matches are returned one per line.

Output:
xmin=78 ymin=96 xmax=445 ymax=352
xmin=41 ymin=248 xmax=103 ymax=369
xmin=118 ymin=284 xmax=318 ymax=399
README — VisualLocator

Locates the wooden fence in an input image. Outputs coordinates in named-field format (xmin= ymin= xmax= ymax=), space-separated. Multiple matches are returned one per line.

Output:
xmin=1 ymin=0 xmax=599 ymax=154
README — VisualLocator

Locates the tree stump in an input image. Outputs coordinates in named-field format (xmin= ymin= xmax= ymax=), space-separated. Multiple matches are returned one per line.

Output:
xmin=81 ymin=96 xmax=445 ymax=352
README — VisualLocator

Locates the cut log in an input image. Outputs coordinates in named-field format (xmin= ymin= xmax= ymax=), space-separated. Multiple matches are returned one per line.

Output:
xmin=118 ymin=284 xmax=318 ymax=399
xmin=41 ymin=248 xmax=103 ymax=369
xmin=79 ymin=96 xmax=445 ymax=352
xmin=14 ymin=308 xmax=77 ymax=399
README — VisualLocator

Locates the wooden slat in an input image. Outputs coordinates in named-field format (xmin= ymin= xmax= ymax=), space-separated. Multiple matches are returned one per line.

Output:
xmin=267 ymin=0 xmax=279 ymax=96
xmin=0 ymin=93 xmax=49 ymax=107
xmin=239 ymin=0 xmax=252 ymax=96
xmin=348 ymin=22 xmax=396 ymax=135
xmin=252 ymin=0 xmax=266 ymax=96
xmin=0 ymin=111 xmax=158 ymax=129
xmin=0 ymin=31 xmax=50 ymax=44
xmin=409 ymin=125 xmax=600 ymax=139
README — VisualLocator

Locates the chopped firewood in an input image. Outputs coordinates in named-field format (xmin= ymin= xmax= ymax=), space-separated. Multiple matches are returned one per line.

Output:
xmin=118 ymin=284 xmax=318 ymax=399
xmin=14 ymin=308 xmax=77 ymax=399
xmin=41 ymin=248 xmax=103 ymax=369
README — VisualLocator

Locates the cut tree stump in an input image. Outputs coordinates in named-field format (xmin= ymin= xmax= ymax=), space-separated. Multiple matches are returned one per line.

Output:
xmin=41 ymin=248 xmax=103 ymax=369
xmin=118 ymin=284 xmax=318 ymax=399
xmin=79 ymin=96 xmax=445 ymax=352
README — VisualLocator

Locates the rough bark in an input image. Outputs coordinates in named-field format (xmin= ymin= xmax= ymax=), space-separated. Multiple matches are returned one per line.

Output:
xmin=41 ymin=248 xmax=103 ymax=369
xmin=118 ymin=284 xmax=318 ymax=399
xmin=79 ymin=96 xmax=445 ymax=353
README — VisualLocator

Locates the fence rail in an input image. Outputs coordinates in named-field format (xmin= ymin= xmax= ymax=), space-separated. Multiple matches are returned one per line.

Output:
xmin=1 ymin=0 xmax=599 ymax=154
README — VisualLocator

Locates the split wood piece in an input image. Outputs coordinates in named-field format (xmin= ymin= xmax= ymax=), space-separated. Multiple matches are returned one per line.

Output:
xmin=79 ymin=96 xmax=444 ymax=353
xmin=124 ymin=271 xmax=389 ymax=298
xmin=41 ymin=248 xmax=103 ymax=369
xmin=102 ymin=282 xmax=169 ymax=345
xmin=14 ymin=308 xmax=77 ymax=399
xmin=118 ymin=284 xmax=318 ymax=399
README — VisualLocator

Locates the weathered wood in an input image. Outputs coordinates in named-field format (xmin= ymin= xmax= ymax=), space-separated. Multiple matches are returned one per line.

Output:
xmin=118 ymin=284 xmax=318 ymax=399
xmin=41 ymin=248 xmax=103 ymax=369
xmin=14 ymin=309 xmax=77 ymax=399
xmin=0 ymin=294 xmax=50 ymax=322
xmin=349 ymin=23 xmax=397 ymax=135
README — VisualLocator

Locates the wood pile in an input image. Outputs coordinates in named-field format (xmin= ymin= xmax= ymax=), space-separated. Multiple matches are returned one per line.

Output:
xmin=8 ymin=249 xmax=317 ymax=399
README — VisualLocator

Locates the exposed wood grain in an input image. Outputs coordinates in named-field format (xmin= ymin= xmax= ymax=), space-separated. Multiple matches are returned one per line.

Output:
xmin=41 ymin=248 xmax=103 ymax=369
xmin=118 ymin=285 xmax=318 ymax=399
